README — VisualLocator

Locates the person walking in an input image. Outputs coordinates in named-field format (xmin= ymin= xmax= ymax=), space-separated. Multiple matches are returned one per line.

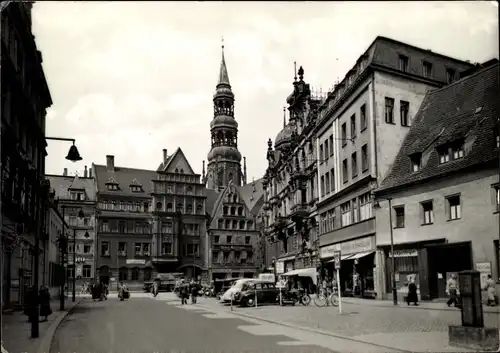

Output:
xmin=406 ymin=278 xmax=419 ymax=306
xmin=446 ymin=274 xmax=460 ymax=308
xmin=39 ymin=286 xmax=52 ymax=321
xmin=485 ymin=275 xmax=497 ymax=306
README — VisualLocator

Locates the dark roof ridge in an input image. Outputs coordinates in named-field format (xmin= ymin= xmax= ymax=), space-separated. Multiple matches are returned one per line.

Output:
xmin=426 ymin=63 xmax=499 ymax=96
xmin=93 ymin=163 xmax=157 ymax=173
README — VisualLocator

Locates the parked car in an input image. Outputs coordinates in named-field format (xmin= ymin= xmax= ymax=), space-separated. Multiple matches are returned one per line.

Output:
xmin=220 ymin=278 xmax=257 ymax=303
xmin=234 ymin=280 xmax=280 ymax=307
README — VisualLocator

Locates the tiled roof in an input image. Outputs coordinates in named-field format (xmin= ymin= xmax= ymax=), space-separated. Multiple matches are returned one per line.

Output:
xmin=239 ymin=178 xmax=265 ymax=216
xmin=205 ymin=188 xmax=219 ymax=216
xmin=377 ymin=63 xmax=499 ymax=194
xmin=46 ymin=175 xmax=96 ymax=202
xmin=92 ymin=163 xmax=157 ymax=197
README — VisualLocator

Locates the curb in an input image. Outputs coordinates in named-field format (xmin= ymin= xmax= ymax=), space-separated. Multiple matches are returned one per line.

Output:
xmin=194 ymin=301 xmax=410 ymax=353
xmin=37 ymin=298 xmax=84 ymax=353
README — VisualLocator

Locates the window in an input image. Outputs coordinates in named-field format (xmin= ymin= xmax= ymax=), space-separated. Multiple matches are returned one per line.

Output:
xmin=325 ymin=171 xmax=330 ymax=194
xmin=101 ymin=221 xmax=109 ymax=232
xmin=361 ymin=144 xmax=368 ymax=172
xmin=446 ymin=68 xmax=456 ymax=84
xmin=394 ymin=206 xmax=405 ymax=228
xmin=447 ymin=195 xmax=461 ymax=220
xmin=398 ymin=54 xmax=409 ymax=72
xmin=186 ymin=204 xmax=193 ymax=213
xmin=360 ymin=104 xmax=367 ymax=131
xmin=118 ymin=242 xmax=127 ymax=256
xmin=342 ymin=159 xmax=348 ymax=183
xmin=410 ymin=154 xmax=421 ymax=172
xmin=143 ymin=243 xmax=150 ymax=256
xmin=186 ymin=244 xmax=199 ymax=256
xmin=214 ymin=235 xmax=220 ymax=244
xmin=83 ymin=245 xmax=91 ymax=254
xmin=118 ymin=221 xmax=125 ymax=233
xmin=324 ymin=140 xmax=329 ymax=160
xmin=340 ymin=202 xmax=352 ymax=227
xmin=176 ymin=203 xmax=183 ymax=212
xmin=330 ymin=168 xmax=335 ymax=194
xmin=359 ymin=193 xmax=372 ymax=221
xmin=320 ymin=175 xmax=325 ymax=196
xmin=385 ymin=98 xmax=395 ymax=123
xmin=319 ymin=144 xmax=324 ymax=161
xmin=238 ymin=207 xmax=243 ymax=216
xmin=329 ymin=135 xmax=334 ymax=156
xmin=452 ymin=143 xmax=464 ymax=160
xmin=226 ymin=236 xmax=232 ymax=243
xmin=143 ymin=202 xmax=149 ymax=212
xmin=82 ymin=265 xmax=91 ymax=278
xmin=421 ymin=201 xmax=434 ymax=225
xmin=341 ymin=123 xmax=347 ymax=147
xmin=245 ymin=236 xmax=251 ymax=244
xmin=423 ymin=61 xmax=433 ymax=77
xmin=350 ymin=114 xmax=356 ymax=139
xmin=352 ymin=199 xmax=359 ymax=223
xmin=67 ymin=265 xmax=75 ymax=279
xmin=400 ymin=101 xmax=410 ymax=126
xmin=100 ymin=241 xmax=110 ymax=256
xmin=135 ymin=243 xmax=142 ymax=256
xmin=351 ymin=152 xmax=358 ymax=178
xmin=161 ymin=242 xmax=172 ymax=255
xmin=438 ymin=147 xmax=450 ymax=164
xmin=119 ymin=267 xmax=128 ymax=281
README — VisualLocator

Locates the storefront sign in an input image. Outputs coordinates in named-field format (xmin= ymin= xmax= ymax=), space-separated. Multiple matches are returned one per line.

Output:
xmin=276 ymin=261 xmax=284 ymax=274
xmin=476 ymin=262 xmax=492 ymax=289
xmin=320 ymin=244 xmax=340 ymax=259
xmin=389 ymin=250 xmax=418 ymax=258
xmin=126 ymin=259 xmax=146 ymax=265
xmin=340 ymin=236 xmax=375 ymax=255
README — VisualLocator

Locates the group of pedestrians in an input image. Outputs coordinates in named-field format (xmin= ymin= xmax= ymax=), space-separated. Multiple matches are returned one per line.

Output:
xmin=178 ymin=279 xmax=202 ymax=305
xmin=24 ymin=285 xmax=52 ymax=322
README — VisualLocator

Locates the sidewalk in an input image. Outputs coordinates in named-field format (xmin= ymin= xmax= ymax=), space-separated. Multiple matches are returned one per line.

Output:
xmin=2 ymin=296 xmax=83 ymax=353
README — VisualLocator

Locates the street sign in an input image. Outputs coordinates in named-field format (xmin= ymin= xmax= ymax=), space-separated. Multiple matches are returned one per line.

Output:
xmin=334 ymin=250 xmax=341 ymax=269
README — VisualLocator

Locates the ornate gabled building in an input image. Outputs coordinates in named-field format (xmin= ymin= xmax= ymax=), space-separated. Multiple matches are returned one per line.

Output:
xmin=203 ymin=44 xmax=265 ymax=281
xmin=46 ymin=167 xmax=97 ymax=290
xmin=151 ymin=148 xmax=209 ymax=280
xmin=92 ymin=157 xmax=157 ymax=289
xmin=262 ymin=66 xmax=324 ymax=278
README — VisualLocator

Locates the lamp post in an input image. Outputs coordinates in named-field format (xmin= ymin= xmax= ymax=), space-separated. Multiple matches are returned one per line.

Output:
xmin=59 ymin=206 xmax=67 ymax=311
xmin=374 ymin=195 xmax=397 ymax=306
xmin=72 ymin=208 xmax=85 ymax=302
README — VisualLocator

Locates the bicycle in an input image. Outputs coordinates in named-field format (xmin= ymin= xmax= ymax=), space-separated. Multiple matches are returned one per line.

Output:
xmin=313 ymin=287 xmax=339 ymax=307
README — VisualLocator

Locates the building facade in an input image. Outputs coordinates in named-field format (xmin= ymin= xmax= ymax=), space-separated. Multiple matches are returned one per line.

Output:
xmin=313 ymin=36 xmax=475 ymax=299
xmin=93 ymin=156 xmax=157 ymax=289
xmin=374 ymin=62 xmax=499 ymax=301
xmin=262 ymin=66 xmax=324 ymax=281
xmin=152 ymin=148 xmax=209 ymax=281
xmin=46 ymin=167 xmax=97 ymax=291
xmin=1 ymin=2 xmax=53 ymax=309
xmin=203 ymin=45 xmax=265 ymax=280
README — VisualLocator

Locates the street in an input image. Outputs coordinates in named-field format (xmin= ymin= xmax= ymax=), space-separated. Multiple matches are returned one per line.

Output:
xmin=51 ymin=293 xmax=404 ymax=353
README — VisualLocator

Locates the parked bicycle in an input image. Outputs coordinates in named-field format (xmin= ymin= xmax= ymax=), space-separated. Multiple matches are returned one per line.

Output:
xmin=313 ymin=287 xmax=339 ymax=307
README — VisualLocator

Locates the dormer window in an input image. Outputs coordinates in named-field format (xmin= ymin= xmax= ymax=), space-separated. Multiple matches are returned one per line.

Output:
xmin=451 ymin=143 xmax=464 ymax=160
xmin=438 ymin=148 xmax=450 ymax=164
xmin=438 ymin=140 xmax=464 ymax=165
xmin=70 ymin=191 xmax=85 ymax=201
xmin=106 ymin=177 xmax=119 ymax=191
xmin=410 ymin=153 xmax=422 ymax=172
xmin=130 ymin=186 xmax=142 ymax=192
xmin=398 ymin=54 xmax=409 ymax=72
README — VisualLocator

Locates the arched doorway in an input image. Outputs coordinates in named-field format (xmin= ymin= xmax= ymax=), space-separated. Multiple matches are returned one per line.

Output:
xmin=177 ymin=264 xmax=203 ymax=281
xmin=99 ymin=266 xmax=110 ymax=285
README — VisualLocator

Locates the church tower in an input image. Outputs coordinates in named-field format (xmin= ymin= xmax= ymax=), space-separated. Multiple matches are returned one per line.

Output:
xmin=206 ymin=41 xmax=243 ymax=190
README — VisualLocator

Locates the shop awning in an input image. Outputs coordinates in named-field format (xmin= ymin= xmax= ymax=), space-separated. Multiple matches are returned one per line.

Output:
xmin=281 ymin=268 xmax=317 ymax=285
xmin=327 ymin=254 xmax=354 ymax=263
xmin=349 ymin=251 xmax=375 ymax=260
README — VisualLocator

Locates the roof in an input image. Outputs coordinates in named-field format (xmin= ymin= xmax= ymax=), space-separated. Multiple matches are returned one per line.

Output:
xmin=376 ymin=63 xmax=499 ymax=194
xmin=205 ymin=188 xmax=220 ymax=216
xmin=239 ymin=178 xmax=265 ymax=216
xmin=218 ymin=46 xmax=230 ymax=86
xmin=156 ymin=147 xmax=196 ymax=175
xmin=46 ymin=175 xmax=96 ymax=202
xmin=92 ymin=163 xmax=157 ymax=198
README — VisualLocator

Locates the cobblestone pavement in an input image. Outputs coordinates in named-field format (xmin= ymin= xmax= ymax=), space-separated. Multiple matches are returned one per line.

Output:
xmin=51 ymin=295 xmax=389 ymax=353
xmin=176 ymin=295 xmax=494 ymax=352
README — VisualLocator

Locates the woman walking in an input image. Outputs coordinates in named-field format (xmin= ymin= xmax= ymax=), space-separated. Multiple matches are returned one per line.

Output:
xmin=39 ymin=286 xmax=52 ymax=322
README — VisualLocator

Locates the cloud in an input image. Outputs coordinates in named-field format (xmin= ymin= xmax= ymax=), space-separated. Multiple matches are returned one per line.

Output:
xmin=32 ymin=2 xmax=499 ymax=181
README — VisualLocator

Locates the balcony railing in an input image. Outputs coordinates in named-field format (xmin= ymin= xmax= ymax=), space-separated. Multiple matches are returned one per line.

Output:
xmin=291 ymin=203 xmax=309 ymax=219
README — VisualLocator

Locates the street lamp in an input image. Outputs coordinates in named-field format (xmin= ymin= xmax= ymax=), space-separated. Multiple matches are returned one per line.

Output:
xmin=45 ymin=137 xmax=83 ymax=162
xmin=373 ymin=195 xmax=397 ymax=306
xmin=58 ymin=206 xmax=68 ymax=311
xmin=72 ymin=208 xmax=85 ymax=302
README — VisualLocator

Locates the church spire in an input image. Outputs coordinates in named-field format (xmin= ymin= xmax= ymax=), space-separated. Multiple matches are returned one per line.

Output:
xmin=218 ymin=37 xmax=230 ymax=87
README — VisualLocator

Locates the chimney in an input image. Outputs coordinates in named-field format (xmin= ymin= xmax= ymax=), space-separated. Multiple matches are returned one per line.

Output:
xmin=84 ymin=165 xmax=88 ymax=178
xmin=89 ymin=168 xmax=92 ymax=178
xmin=106 ymin=155 xmax=115 ymax=172
xmin=163 ymin=149 xmax=168 ymax=162
xmin=63 ymin=168 xmax=68 ymax=176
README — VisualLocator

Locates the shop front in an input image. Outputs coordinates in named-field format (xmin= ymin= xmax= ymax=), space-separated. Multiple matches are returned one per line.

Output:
xmin=376 ymin=239 xmax=473 ymax=301
xmin=319 ymin=235 xmax=376 ymax=298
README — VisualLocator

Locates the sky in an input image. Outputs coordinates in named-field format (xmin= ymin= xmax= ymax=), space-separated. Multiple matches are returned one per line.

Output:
xmin=33 ymin=1 xmax=499 ymax=181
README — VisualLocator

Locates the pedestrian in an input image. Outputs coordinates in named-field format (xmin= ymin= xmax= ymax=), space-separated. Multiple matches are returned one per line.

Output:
xmin=446 ymin=274 xmax=460 ymax=308
xmin=406 ymin=278 xmax=419 ymax=306
xmin=179 ymin=280 xmax=188 ymax=305
xmin=39 ymin=286 xmax=52 ymax=322
xmin=24 ymin=285 xmax=37 ymax=323
xmin=484 ymin=275 xmax=497 ymax=306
